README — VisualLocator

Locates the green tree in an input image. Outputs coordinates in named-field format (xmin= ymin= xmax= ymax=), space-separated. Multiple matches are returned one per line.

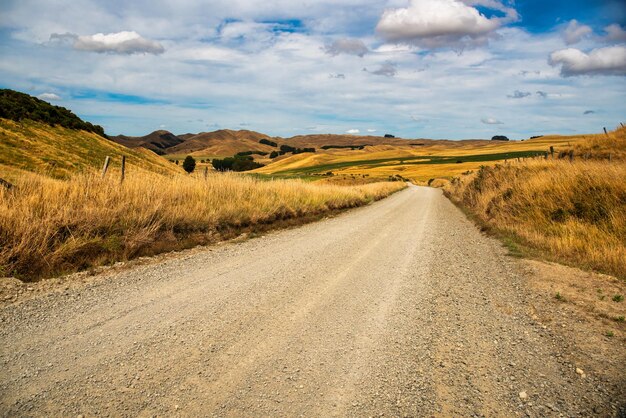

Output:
xmin=182 ymin=155 xmax=196 ymax=173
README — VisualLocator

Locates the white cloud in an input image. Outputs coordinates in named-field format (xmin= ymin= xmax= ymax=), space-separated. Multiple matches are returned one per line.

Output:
xmin=562 ymin=20 xmax=592 ymax=45
xmin=481 ymin=117 xmax=502 ymax=124
xmin=376 ymin=0 xmax=518 ymax=49
xmin=549 ymin=46 xmax=626 ymax=76
xmin=367 ymin=128 xmax=377 ymax=132
xmin=37 ymin=92 xmax=61 ymax=101
xmin=69 ymin=31 xmax=164 ymax=55
xmin=324 ymin=38 xmax=369 ymax=57
xmin=604 ymin=24 xmax=626 ymax=43
xmin=346 ymin=129 xmax=360 ymax=134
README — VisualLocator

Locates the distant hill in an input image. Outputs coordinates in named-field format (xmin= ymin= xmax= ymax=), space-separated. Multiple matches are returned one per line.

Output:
xmin=110 ymin=128 xmax=433 ymax=158
xmin=110 ymin=130 xmax=184 ymax=155
xmin=0 ymin=89 xmax=106 ymax=137
xmin=0 ymin=119 xmax=181 ymax=180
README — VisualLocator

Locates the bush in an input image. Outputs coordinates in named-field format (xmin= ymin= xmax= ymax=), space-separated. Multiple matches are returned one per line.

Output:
xmin=182 ymin=156 xmax=196 ymax=173
xmin=259 ymin=138 xmax=278 ymax=147
xmin=212 ymin=155 xmax=264 ymax=172
xmin=269 ymin=151 xmax=279 ymax=158
xmin=492 ymin=135 xmax=509 ymax=141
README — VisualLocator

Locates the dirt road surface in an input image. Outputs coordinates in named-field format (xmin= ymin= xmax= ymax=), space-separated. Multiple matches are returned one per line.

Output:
xmin=1 ymin=185 xmax=624 ymax=417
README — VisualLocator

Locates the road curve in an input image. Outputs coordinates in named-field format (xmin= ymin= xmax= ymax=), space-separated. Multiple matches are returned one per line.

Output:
xmin=0 ymin=185 xmax=620 ymax=416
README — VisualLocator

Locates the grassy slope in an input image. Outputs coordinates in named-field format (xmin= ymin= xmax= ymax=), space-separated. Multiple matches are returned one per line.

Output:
xmin=0 ymin=172 xmax=405 ymax=280
xmin=255 ymin=134 xmax=587 ymax=182
xmin=0 ymin=119 xmax=181 ymax=180
xmin=444 ymin=126 xmax=626 ymax=279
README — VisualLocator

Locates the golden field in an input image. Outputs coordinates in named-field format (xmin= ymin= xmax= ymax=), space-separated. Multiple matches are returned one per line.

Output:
xmin=0 ymin=171 xmax=405 ymax=280
xmin=444 ymin=126 xmax=626 ymax=279
xmin=254 ymin=133 xmax=591 ymax=182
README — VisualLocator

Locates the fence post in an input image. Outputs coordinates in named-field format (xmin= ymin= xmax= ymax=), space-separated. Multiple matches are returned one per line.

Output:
xmin=204 ymin=166 xmax=208 ymax=179
xmin=603 ymin=127 xmax=608 ymax=136
xmin=569 ymin=150 xmax=574 ymax=162
xmin=550 ymin=146 xmax=554 ymax=159
xmin=101 ymin=156 xmax=111 ymax=178
xmin=120 ymin=155 xmax=126 ymax=183
xmin=0 ymin=177 xmax=14 ymax=190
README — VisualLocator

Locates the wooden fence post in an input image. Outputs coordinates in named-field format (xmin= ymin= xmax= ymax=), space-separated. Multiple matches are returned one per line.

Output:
xmin=0 ymin=177 xmax=14 ymax=190
xmin=101 ymin=156 xmax=111 ymax=178
xmin=204 ymin=166 xmax=208 ymax=179
xmin=550 ymin=146 xmax=554 ymax=159
xmin=603 ymin=127 xmax=608 ymax=136
xmin=569 ymin=150 xmax=574 ymax=162
xmin=120 ymin=156 xmax=126 ymax=183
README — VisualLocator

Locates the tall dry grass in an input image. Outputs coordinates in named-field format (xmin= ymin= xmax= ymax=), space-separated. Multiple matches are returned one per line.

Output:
xmin=445 ymin=158 xmax=626 ymax=279
xmin=0 ymin=172 xmax=405 ymax=280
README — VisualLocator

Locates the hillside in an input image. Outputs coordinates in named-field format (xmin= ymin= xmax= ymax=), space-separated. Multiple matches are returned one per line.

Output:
xmin=111 ymin=130 xmax=184 ymax=155
xmin=0 ymin=89 xmax=106 ymax=137
xmin=444 ymin=125 xmax=626 ymax=279
xmin=0 ymin=119 xmax=181 ymax=180
xmin=168 ymin=129 xmax=274 ymax=156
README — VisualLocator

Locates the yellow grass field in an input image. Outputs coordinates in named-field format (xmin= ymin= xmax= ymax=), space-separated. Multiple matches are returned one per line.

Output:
xmin=0 ymin=119 xmax=182 ymax=181
xmin=0 ymin=171 xmax=405 ymax=280
xmin=255 ymin=134 xmax=594 ymax=182
xmin=444 ymin=126 xmax=626 ymax=279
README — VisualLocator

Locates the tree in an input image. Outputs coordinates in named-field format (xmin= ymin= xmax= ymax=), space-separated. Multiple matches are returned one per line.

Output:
xmin=182 ymin=155 xmax=196 ymax=173
xmin=269 ymin=151 xmax=279 ymax=158
xmin=491 ymin=135 xmax=509 ymax=141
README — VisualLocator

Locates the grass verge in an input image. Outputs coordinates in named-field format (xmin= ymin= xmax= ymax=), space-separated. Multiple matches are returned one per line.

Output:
xmin=444 ymin=150 xmax=625 ymax=279
xmin=0 ymin=171 xmax=406 ymax=281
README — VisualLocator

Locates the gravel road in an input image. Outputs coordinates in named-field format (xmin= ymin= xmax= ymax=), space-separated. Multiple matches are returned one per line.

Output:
xmin=1 ymin=185 xmax=624 ymax=417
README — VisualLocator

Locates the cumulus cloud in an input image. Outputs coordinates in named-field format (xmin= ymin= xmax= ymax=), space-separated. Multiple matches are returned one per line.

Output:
xmin=536 ymin=91 xmax=548 ymax=98
xmin=37 ymin=92 xmax=61 ymax=101
xmin=51 ymin=31 xmax=164 ymax=55
xmin=604 ymin=24 xmax=626 ymax=43
xmin=324 ymin=38 xmax=369 ymax=57
xmin=549 ymin=46 xmax=626 ymax=76
xmin=376 ymin=0 xmax=518 ymax=49
xmin=562 ymin=20 xmax=592 ymax=45
xmin=481 ymin=117 xmax=502 ymax=125
xmin=507 ymin=90 xmax=531 ymax=99
xmin=346 ymin=129 xmax=360 ymax=134
xmin=368 ymin=63 xmax=397 ymax=77
xmin=583 ymin=110 xmax=595 ymax=115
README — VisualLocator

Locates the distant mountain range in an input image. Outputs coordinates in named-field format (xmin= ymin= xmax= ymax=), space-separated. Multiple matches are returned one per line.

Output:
xmin=110 ymin=129 xmax=429 ymax=158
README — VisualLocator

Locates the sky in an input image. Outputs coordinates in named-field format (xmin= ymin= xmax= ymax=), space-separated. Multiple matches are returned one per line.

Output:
xmin=0 ymin=0 xmax=625 ymax=139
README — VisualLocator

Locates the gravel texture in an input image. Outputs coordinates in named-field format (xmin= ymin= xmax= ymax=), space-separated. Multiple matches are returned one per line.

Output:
xmin=0 ymin=185 xmax=624 ymax=417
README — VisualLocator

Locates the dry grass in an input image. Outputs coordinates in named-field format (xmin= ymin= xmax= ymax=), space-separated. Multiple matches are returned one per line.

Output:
xmin=0 ymin=171 xmax=405 ymax=281
xmin=445 ymin=155 xmax=626 ymax=279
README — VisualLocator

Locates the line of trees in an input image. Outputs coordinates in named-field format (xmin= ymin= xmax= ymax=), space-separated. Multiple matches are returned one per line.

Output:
xmin=0 ymin=89 xmax=106 ymax=137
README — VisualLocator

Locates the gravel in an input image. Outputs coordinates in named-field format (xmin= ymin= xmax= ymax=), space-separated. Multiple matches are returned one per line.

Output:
xmin=0 ymin=185 xmax=624 ymax=417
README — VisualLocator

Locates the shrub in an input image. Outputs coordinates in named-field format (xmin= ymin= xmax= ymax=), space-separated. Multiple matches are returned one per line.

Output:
xmin=259 ymin=138 xmax=278 ymax=147
xmin=212 ymin=155 xmax=264 ymax=172
xmin=491 ymin=135 xmax=509 ymax=141
xmin=182 ymin=156 xmax=196 ymax=173
xmin=269 ymin=151 xmax=279 ymax=158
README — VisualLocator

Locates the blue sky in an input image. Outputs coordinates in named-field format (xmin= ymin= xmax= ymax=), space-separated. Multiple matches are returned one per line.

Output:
xmin=0 ymin=0 xmax=625 ymax=139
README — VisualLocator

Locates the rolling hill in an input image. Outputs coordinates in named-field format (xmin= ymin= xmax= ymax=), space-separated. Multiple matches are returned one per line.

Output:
xmin=0 ymin=90 xmax=182 ymax=180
